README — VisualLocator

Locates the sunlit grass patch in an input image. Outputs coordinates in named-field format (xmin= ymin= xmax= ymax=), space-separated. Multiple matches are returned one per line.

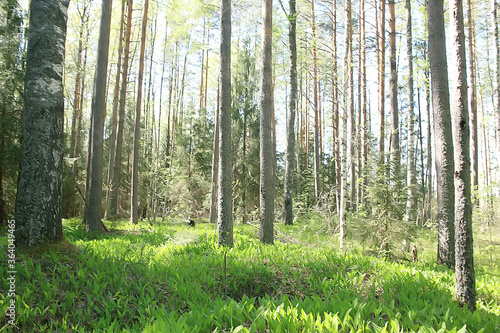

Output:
xmin=0 ymin=218 xmax=499 ymax=332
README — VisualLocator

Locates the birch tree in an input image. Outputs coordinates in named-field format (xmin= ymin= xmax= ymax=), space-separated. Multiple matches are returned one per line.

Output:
xmin=15 ymin=0 xmax=69 ymax=246
xmin=450 ymin=0 xmax=476 ymax=311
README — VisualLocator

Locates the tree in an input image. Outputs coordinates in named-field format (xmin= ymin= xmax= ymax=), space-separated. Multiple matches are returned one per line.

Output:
xmin=339 ymin=0 xmax=352 ymax=252
xmin=218 ymin=0 xmax=233 ymax=246
xmin=131 ymin=0 xmax=149 ymax=225
xmin=106 ymin=0 xmax=126 ymax=212
xmin=450 ymin=0 xmax=476 ymax=311
xmin=86 ymin=0 xmax=114 ymax=233
xmin=467 ymin=0 xmax=478 ymax=198
xmin=260 ymin=0 xmax=274 ymax=244
xmin=493 ymin=0 xmax=500 ymax=156
xmin=14 ymin=0 xmax=70 ymax=247
xmin=428 ymin=0 xmax=455 ymax=268
xmin=388 ymin=0 xmax=399 ymax=175
xmin=0 ymin=0 xmax=23 ymax=226
xmin=378 ymin=0 xmax=386 ymax=166
xmin=108 ymin=0 xmax=134 ymax=220
xmin=209 ymin=83 xmax=220 ymax=225
xmin=311 ymin=0 xmax=321 ymax=203
xmin=405 ymin=0 xmax=416 ymax=222
xmin=283 ymin=0 xmax=297 ymax=226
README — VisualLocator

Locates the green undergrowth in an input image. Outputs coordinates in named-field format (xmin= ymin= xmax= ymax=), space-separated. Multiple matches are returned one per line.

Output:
xmin=0 ymin=218 xmax=499 ymax=332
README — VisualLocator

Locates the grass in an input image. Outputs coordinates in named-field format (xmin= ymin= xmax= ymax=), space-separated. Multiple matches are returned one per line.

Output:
xmin=0 ymin=216 xmax=499 ymax=332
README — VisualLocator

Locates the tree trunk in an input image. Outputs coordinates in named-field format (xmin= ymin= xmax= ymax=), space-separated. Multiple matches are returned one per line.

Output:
xmin=311 ymin=0 xmax=321 ymax=203
xmin=86 ymin=0 xmax=113 ymax=233
xmin=283 ymin=0 xmax=297 ymax=226
xmin=108 ymin=0 xmax=133 ymax=220
xmin=388 ymin=0 xmax=399 ymax=177
xmin=105 ymin=0 xmax=125 ymax=213
xmin=361 ymin=0 xmax=368 ymax=206
xmin=15 ymin=0 xmax=69 ymax=247
xmin=378 ymin=0 xmax=386 ymax=166
xmin=260 ymin=0 xmax=274 ymax=244
xmin=218 ymin=0 xmax=233 ymax=246
xmin=209 ymin=82 xmax=220 ymax=225
xmin=131 ymin=0 xmax=149 ymax=225
xmin=450 ymin=0 xmax=476 ymax=311
xmin=405 ymin=0 xmax=416 ymax=222
xmin=348 ymin=0 xmax=355 ymax=212
xmin=339 ymin=0 xmax=351 ymax=252
xmin=332 ymin=0 xmax=339 ymax=212
xmin=493 ymin=0 xmax=500 ymax=157
xmin=428 ymin=0 xmax=455 ymax=268
xmin=467 ymin=0 xmax=478 ymax=200
xmin=425 ymin=58 xmax=432 ymax=223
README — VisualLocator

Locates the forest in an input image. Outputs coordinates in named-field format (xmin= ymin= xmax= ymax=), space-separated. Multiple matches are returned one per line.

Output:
xmin=0 ymin=0 xmax=500 ymax=331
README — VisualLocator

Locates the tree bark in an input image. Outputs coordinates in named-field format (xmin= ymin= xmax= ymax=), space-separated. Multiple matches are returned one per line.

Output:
xmin=428 ymin=0 xmax=455 ymax=268
xmin=339 ymin=0 xmax=351 ymax=252
xmin=361 ymin=0 xmax=368 ymax=206
xmin=450 ymin=0 xmax=476 ymax=311
xmin=311 ymin=0 xmax=321 ymax=203
xmin=283 ymin=0 xmax=297 ymax=225
xmin=15 ymin=0 xmax=69 ymax=247
xmin=218 ymin=0 xmax=233 ymax=246
xmin=406 ymin=0 xmax=416 ymax=222
xmin=388 ymin=0 xmax=399 ymax=177
xmin=131 ymin=0 xmax=149 ymax=225
xmin=388 ymin=0 xmax=401 ymax=176
xmin=378 ymin=0 xmax=386 ymax=166
xmin=86 ymin=0 xmax=113 ymax=233
xmin=493 ymin=0 xmax=500 ymax=157
xmin=108 ymin=0 xmax=133 ymax=220
xmin=260 ymin=0 xmax=274 ymax=244
xmin=106 ymin=0 xmax=126 ymax=214
xmin=467 ymin=0 xmax=478 ymax=200
xmin=209 ymin=82 xmax=220 ymax=225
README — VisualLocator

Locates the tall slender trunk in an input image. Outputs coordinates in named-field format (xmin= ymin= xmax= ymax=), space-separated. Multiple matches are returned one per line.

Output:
xmin=209 ymin=81 xmax=220 ymax=225
xmin=218 ymin=0 xmax=233 ymax=246
xmin=425 ymin=59 xmax=433 ymax=223
xmin=199 ymin=19 xmax=206 ymax=110
xmin=131 ymin=0 xmax=149 ymax=225
xmin=348 ymin=0 xmax=355 ymax=212
xmin=378 ymin=0 xmax=386 ymax=166
xmin=361 ymin=0 xmax=368 ymax=206
xmin=283 ymin=0 xmax=297 ymax=225
xmin=339 ymin=0 xmax=351 ymax=252
xmin=428 ymin=0 xmax=455 ymax=268
xmin=105 ymin=0 xmax=125 ymax=213
xmin=311 ymin=0 xmax=321 ymax=203
xmin=388 ymin=0 xmax=399 ymax=177
xmin=108 ymin=0 xmax=134 ymax=220
xmin=86 ymin=0 xmax=114 ymax=233
xmin=450 ymin=0 xmax=476 ymax=311
xmin=406 ymin=0 xmax=416 ymax=222
xmin=260 ymin=0 xmax=274 ymax=244
xmin=332 ymin=0 xmax=339 ymax=212
xmin=467 ymin=0 xmax=478 ymax=202
xmin=493 ymin=0 xmax=500 ymax=156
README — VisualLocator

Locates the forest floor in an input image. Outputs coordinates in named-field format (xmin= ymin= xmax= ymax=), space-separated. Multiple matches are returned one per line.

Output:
xmin=1 ymin=215 xmax=499 ymax=332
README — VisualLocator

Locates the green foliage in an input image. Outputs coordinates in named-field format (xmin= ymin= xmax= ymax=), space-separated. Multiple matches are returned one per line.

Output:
xmin=352 ymin=162 xmax=417 ymax=257
xmin=1 ymin=219 xmax=499 ymax=332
